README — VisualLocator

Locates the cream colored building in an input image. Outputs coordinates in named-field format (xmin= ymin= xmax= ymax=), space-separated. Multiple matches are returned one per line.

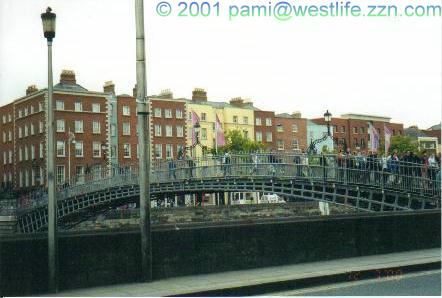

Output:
xmin=185 ymin=89 xmax=255 ymax=157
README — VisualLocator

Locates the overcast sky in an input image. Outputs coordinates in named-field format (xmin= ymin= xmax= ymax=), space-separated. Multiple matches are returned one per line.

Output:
xmin=0 ymin=0 xmax=440 ymax=128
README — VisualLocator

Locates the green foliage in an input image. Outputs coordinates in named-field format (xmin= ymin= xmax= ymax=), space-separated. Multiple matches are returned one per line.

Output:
xmin=389 ymin=136 xmax=419 ymax=155
xmin=217 ymin=129 xmax=265 ymax=153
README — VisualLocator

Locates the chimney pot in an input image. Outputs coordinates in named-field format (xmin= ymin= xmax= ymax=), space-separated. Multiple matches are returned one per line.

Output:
xmin=192 ymin=88 xmax=207 ymax=101
xmin=103 ymin=81 xmax=115 ymax=95
xmin=60 ymin=69 xmax=76 ymax=85
xmin=26 ymin=85 xmax=38 ymax=95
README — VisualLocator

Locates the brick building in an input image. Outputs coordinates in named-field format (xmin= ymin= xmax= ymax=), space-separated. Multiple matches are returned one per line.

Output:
xmin=312 ymin=113 xmax=404 ymax=152
xmin=254 ymin=110 xmax=275 ymax=150
xmin=274 ymin=112 xmax=308 ymax=152
xmin=0 ymin=103 xmax=14 ymax=189
xmin=0 ymin=70 xmax=111 ymax=190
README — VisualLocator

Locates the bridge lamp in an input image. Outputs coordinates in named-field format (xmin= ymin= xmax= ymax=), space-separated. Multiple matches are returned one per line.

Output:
xmin=194 ymin=122 xmax=201 ymax=142
xmin=324 ymin=110 xmax=332 ymax=136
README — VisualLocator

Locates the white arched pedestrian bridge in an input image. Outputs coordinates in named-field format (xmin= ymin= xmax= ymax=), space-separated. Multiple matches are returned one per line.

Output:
xmin=14 ymin=154 xmax=441 ymax=233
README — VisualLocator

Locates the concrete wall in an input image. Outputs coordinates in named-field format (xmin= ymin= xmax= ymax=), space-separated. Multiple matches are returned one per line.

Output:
xmin=1 ymin=211 xmax=440 ymax=296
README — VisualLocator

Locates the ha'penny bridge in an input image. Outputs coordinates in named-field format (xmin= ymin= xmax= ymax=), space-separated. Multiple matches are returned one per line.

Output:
xmin=13 ymin=153 xmax=441 ymax=233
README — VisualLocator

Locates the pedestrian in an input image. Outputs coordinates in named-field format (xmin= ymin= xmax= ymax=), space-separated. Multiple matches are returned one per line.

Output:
xmin=168 ymin=159 xmax=177 ymax=180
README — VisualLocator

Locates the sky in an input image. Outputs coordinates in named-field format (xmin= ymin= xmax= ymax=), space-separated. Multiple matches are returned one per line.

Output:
xmin=0 ymin=0 xmax=441 ymax=129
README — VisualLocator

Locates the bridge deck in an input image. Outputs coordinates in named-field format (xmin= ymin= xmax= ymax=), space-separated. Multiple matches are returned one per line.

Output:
xmin=52 ymin=248 xmax=441 ymax=297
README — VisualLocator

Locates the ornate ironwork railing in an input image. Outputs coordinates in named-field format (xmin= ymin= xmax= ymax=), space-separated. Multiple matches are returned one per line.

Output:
xmin=10 ymin=153 xmax=441 ymax=214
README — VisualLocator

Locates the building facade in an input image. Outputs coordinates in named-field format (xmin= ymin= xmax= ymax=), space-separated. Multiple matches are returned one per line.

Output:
xmin=274 ymin=112 xmax=308 ymax=152
xmin=254 ymin=110 xmax=275 ymax=150
xmin=312 ymin=113 xmax=404 ymax=152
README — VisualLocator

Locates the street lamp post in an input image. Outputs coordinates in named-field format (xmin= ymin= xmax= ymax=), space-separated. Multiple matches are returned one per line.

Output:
xmin=307 ymin=110 xmax=333 ymax=155
xmin=41 ymin=6 xmax=58 ymax=293
xmin=135 ymin=0 xmax=152 ymax=282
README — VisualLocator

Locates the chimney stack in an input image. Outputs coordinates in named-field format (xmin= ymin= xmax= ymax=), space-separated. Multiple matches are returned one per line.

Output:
xmin=229 ymin=97 xmax=244 ymax=106
xmin=60 ymin=69 xmax=76 ymax=85
xmin=158 ymin=89 xmax=173 ymax=99
xmin=26 ymin=85 xmax=38 ymax=95
xmin=192 ymin=88 xmax=207 ymax=101
xmin=103 ymin=81 xmax=115 ymax=95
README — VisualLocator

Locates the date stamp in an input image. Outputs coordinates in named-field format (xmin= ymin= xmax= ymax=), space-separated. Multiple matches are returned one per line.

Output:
xmin=348 ymin=268 xmax=403 ymax=281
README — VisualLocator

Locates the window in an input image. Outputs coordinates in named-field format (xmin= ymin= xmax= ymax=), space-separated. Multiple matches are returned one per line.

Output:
xmin=154 ymin=108 xmax=161 ymax=117
xmin=255 ymin=118 xmax=262 ymax=126
xmin=24 ymin=125 xmax=28 ymax=137
xmin=24 ymin=146 xmax=28 ymax=161
xmin=30 ymin=105 xmax=34 ymax=114
xmin=56 ymin=165 xmax=65 ymax=185
xmin=334 ymin=125 xmax=338 ymax=133
xmin=341 ymin=126 xmax=346 ymax=133
xmin=8 ymin=131 xmax=11 ymax=141
xmin=30 ymin=123 xmax=34 ymax=135
xmin=3 ymin=152 xmax=5 ymax=165
xmin=360 ymin=138 xmax=366 ymax=149
xmin=266 ymin=132 xmax=273 ymax=142
xmin=201 ymin=128 xmax=207 ymax=140
xmin=292 ymin=124 xmax=298 ymax=133
xmin=154 ymin=144 xmax=162 ymax=159
xmin=277 ymin=140 xmax=284 ymax=150
xmin=74 ymin=101 xmax=83 ymax=112
xmin=122 ymin=122 xmax=130 ymax=135
xmin=93 ymin=142 xmax=101 ymax=157
xmin=377 ymin=128 xmax=381 ymax=134
xmin=265 ymin=118 xmax=272 ymax=126
xmin=111 ymin=146 xmax=116 ymax=158
xmin=233 ymin=116 xmax=238 ymax=123
xmin=2 ymin=115 xmax=5 ymax=123
xmin=8 ymin=150 xmax=12 ymax=163
xmin=39 ymin=143 xmax=44 ymax=158
xmin=19 ymin=171 xmax=23 ymax=187
xmin=74 ymin=120 xmax=84 ymax=133
xmin=8 ymin=114 xmax=11 ymax=122
xmin=19 ymin=147 xmax=22 ymax=162
xmin=24 ymin=107 xmax=28 ymax=116
xmin=76 ymin=166 xmax=85 ymax=184
xmin=56 ymin=100 xmax=64 ymax=110
xmin=176 ymin=125 xmax=184 ymax=137
xmin=122 ymin=106 xmax=130 ymax=116
xmin=56 ymin=141 xmax=65 ymax=157
xmin=201 ymin=113 xmax=206 ymax=121
xmin=18 ymin=127 xmax=22 ymax=138
xmin=31 ymin=145 xmax=35 ymax=160
xmin=123 ymin=144 xmax=131 ymax=158
xmin=176 ymin=109 xmax=183 ymax=119
xmin=277 ymin=125 xmax=284 ymax=132
xmin=56 ymin=120 xmax=65 ymax=132
xmin=39 ymin=121 xmax=44 ymax=133
xmin=292 ymin=139 xmax=299 ymax=149
xmin=92 ymin=121 xmax=101 ymax=134
xmin=165 ymin=109 xmax=172 ymax=118
xmin=39 ymin=102 xmax=43 ymax=112
xmin=75 ymin=141 xmax=84 ymax=157
xmin=359 ymin=127 xmax=365 ymax=134
xmin=166 ymin=144 xmax=173 ymax=159
xmin=243 ymin=116 xmax=248 ymax=124
xmin=392 ymin=129 xmax=396 ymax=135
xmin=353 ymin=127 xmax=358 ymax=134
xmin=165 ymin=125 xmax=173 ymax=137
xmin=92 ymin=103 xmax=101 ymax=113
xmin=256 ymin=132 xmax=263 ymax=142
xmin=18 ymin=110 xmax=22 ymax=118
xmin=154 ymin=124 xmax=162 ymax=137
xmin=2 ymin=132 xmax=5 ymax=143
xmin=25 ymin=170 xmax=29 ymax=187
xmin=354 ymin=138 xmax=358 ymax=146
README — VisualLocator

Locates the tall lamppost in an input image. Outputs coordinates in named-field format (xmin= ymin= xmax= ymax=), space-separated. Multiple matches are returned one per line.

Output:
xmin=307 ymin=110 xmax=332 ymax=154
xmin=135 ymin=0 xmax=152 ymax=282
xmin=41 ymin=6 xmax=57 ymax=293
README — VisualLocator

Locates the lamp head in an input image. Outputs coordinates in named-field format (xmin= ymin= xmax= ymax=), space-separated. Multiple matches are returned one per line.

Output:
xmin=41 ymin=7 xmax=56 ymax=41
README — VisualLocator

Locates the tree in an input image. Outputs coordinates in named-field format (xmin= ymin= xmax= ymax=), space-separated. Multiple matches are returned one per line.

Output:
xmin=216 ymin=129 xmax=265 ymax=153
xmin=388 ymin=135 xmax=419 ymax=155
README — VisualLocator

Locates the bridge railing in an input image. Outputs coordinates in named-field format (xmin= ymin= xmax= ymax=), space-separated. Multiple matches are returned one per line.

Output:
xmin=15 ymin=153 xmax=441 ymax=212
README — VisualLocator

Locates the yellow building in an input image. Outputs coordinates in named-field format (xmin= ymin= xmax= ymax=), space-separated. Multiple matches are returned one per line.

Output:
xmin=185 ymin=89 xmax=255 ymax=157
